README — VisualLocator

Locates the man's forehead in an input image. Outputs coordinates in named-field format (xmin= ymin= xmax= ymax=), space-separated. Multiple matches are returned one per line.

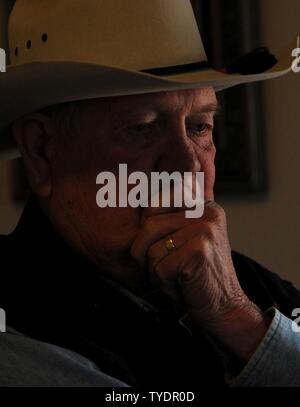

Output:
xmin=90 ymin=87 xmax=218 ymax=115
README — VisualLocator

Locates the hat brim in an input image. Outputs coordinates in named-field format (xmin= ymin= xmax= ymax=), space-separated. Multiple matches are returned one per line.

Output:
xmin=0 ymin=38 xmax=295 ymax=160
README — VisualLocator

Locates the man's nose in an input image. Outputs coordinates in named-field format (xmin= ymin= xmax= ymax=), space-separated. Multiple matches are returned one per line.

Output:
xmin=155 ymin=122 xmax=201 ymax=174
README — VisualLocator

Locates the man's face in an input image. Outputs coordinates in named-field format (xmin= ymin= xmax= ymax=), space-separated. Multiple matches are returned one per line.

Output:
xmin=48 ymin=87 xmax=218 ymax=285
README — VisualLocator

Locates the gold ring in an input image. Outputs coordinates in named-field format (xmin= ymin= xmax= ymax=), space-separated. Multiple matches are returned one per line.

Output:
xmin=165 ymin=236 xmax=176 ymax=252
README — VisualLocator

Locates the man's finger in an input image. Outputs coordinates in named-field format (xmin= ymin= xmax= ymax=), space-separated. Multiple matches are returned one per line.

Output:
xmin=147 ymin=221 xmax=214 ymax=271
xmin=131 ymin=210 xmax=201 ymax=264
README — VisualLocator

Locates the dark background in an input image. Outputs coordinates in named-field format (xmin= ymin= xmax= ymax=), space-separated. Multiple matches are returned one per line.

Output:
xmin=191 ymin=0 xmax=266 ymax=196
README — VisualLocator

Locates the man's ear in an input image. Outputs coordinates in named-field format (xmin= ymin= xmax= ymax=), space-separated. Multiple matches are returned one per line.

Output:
xmin=11 ymin=113 xmax=55 ymax=198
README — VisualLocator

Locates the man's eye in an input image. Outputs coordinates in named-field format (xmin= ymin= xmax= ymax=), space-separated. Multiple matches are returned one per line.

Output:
xmin=189 ymin=122 xmax=213 ymax=135
xmin=128 ymin=123 xmax=153 ymax=134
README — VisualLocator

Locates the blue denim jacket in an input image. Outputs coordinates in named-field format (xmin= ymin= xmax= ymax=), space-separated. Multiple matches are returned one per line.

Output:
xmin=0 ymin=328 xmax=127 ymax=387
xmin=231 ymin=307 xmax=300 ymax=386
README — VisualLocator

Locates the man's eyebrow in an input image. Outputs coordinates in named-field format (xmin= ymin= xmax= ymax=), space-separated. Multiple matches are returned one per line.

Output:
xmin=196 ymin=102 xmax=220 ymax=115
xmin=115 ymin=102 xmax=220 ymax=119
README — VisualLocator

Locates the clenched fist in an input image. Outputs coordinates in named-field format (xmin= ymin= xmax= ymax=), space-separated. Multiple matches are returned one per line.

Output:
xmin=131 ymin=201 xmax=271 ymax=361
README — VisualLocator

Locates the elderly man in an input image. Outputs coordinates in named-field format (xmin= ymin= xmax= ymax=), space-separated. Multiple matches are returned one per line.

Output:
xmin=0 ymin=0 xmax=300 ymax=387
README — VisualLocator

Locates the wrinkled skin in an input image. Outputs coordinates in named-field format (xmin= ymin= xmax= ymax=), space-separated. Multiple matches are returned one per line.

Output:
xmin=13 ymin=88 xmax=270 ymax=361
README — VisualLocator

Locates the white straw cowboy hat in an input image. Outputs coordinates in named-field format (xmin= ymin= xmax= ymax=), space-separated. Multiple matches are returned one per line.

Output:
xmin=0 ymin=0 xmax=297 ymax=159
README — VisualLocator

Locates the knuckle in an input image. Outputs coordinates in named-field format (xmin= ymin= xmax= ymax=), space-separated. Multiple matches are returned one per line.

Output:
xmin=197 ymin=221 xmax=217 ymax=240
xmin=189 ymin=236 xmax=210 ymax=257
xmin=199 ymin=238 xmax=211 ymax=255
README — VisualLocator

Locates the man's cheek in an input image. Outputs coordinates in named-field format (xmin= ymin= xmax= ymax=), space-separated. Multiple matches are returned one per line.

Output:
xmin=203 ymin=165 xmax=216 ymax=200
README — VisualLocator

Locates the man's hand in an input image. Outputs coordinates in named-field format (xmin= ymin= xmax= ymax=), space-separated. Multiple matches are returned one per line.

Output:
xmin=131 ymin=202 xmax=271 ymax=361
